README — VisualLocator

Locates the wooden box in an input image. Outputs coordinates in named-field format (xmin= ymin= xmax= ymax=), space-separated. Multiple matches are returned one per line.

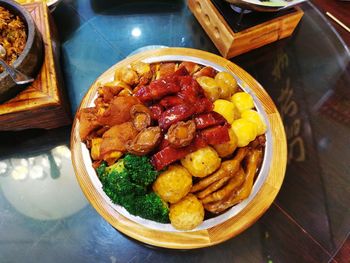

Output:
xmin=188 ymin=0 xmax=304 ymax=58
xmin=0 ymin=2 xmax=71 ymax=131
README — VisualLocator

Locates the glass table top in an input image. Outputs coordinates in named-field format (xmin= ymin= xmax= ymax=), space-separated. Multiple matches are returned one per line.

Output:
xmin=0 ymin=0 xmax=349 ymax=262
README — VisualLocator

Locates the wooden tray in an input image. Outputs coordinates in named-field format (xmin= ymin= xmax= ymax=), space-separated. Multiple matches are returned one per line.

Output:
xmin=71 ymin=48 xmax=287 ymax=249
xmin=188 ymin=0 xmax=304 ymax=58
xmin=0 ymin=2 xmax=70 ymax=131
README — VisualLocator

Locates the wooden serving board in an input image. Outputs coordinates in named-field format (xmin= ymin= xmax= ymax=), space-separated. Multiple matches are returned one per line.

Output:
xmin=0 ymin=2 xmax=70 ymax=131
xmin=188 ymin=0 xmax=304 ymax=58
xmin=71 ymin=48 xmax=287 ymax=249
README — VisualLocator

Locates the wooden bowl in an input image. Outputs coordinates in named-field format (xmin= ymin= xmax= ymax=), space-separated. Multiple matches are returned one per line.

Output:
xmin=13 ymin=0 xmax=62 ymax=9
xmin=71 ymin=48 xmax=287 ymax=249
xmin=0 ymin=0 xmax=43 ymax=103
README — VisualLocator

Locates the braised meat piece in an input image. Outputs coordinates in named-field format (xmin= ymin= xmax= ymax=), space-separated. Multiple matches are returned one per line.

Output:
xmin=149 ymin=104 xmax=164 ymax=120
xmin=99 ymin=122 xmax=138 ymax=157
xmin=158 ymin=104 xmax=195 ymax=130
xmin=193 ymin=66 xmax=217 ymax=79
xmin=200 ymin=125 xmax=230 ymax=146
xmin=194 ymin=112 xmax=227 ymax=130
xmin=97 ymin=96 xmax=140 ymax=126
xmin=158 ymin=62 xmax=176 ymax=78
xmin=78 ymin=108 xmax=101 ymax=141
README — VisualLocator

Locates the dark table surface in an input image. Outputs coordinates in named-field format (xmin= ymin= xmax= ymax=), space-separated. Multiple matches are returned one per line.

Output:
xmin=0 ymin=0 xmax=349 ymax=262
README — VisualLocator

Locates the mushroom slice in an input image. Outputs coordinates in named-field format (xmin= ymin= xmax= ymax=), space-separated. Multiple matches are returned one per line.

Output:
xmin=167 ymin=120 xmax=196 ymax=148
xmin=130 ymin=104 xmax=152 ymax=131
xmin=126 ymin=126 xmax=162 ymax=156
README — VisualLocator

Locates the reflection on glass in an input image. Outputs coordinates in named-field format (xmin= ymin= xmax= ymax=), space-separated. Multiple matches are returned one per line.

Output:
xmin=0 ymin=145 xmax=88 ymax=220
xmin=131 ymin=27 xmax=141 ymax=38
xmin=0 ymin=161 xmax=7 ymax=175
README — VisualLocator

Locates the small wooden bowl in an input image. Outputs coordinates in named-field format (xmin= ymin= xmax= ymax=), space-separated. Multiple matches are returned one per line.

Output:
xmin=71 ymin=48 xmax=287 ymax=249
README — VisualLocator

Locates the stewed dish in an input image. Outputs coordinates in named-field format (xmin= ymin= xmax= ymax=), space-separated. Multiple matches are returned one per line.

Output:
xmin=78 ymin=59 xmax=267 ymax=231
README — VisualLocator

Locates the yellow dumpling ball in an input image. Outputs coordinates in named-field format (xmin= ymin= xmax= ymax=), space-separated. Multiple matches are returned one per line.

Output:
xmin=215 ymin=71 xmax=238 ymax=99
xmin=213 ymin=99 xmax=239 ymax=124
xmin=231 ymin=118 xmax=258 ymax=147
xmin=231 ymin=92 xmax=254 ymax=113
xmin=153 ymin=165 xmax=192 ymax=204
xmin=196 ymin=76 xmax=220 ymax=102
xmin=169 ymin=194 xmax=204 ymax=230
xmin=241 ymin=110 xmax=267 ymax=135
xmin=181 ymin=146 xmax=221 ymax=177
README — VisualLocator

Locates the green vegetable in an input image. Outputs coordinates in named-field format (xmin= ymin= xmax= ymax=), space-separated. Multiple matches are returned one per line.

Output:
xmin=123 ymin=154 xmax=159 ymax=187
xmin=127 ymin=193 xmax=169 ymax=223
xmin=97 ymin=155 xmax=169 ymax=223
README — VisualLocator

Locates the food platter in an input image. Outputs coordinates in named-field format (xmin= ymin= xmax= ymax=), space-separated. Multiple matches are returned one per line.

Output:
xmin=71 ymin=48 xmax=287 ymax=249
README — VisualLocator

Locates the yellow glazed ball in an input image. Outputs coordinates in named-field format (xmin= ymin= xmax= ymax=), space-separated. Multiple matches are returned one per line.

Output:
xmin=241 ymin=110 xmax=267 ymax=135
xmin=213 ymin=99 xmax=238 ymax=124
xmin=215 ymin=71 xmax=238 ymax=99
xmin=213 ymin=128 xmax=238 ymax=158
xmin=231 ymin=118 xmax=258 ymax=147
xmin=181 ymin=146 xmax=221 ymax=177
xmin=169 ymin=194 xmax=204 ymax=230
xmin=196 ymin=76 xmax=221 ymax=102
xmin=231 ymin=92 xmax=254 ymax=113
xmin=153 ymin=165 xmax=192 ymax=204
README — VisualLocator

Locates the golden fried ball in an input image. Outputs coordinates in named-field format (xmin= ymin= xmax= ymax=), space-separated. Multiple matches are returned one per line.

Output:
xmin=215 ymin=71 xmax=238 ymax=99
xmin=181 ymin=146 xmax=221 ymax=177
xmin=213 ymin=128 xmax=238 ymax=158
xmin=196 ymin=76 xmax=221 ymax=102
xmin=152 ymin=165 xmax=192 ymax=204
xmin=169 ymin=194 xmax=204 ymax=230
xmin=241 ymin=110 xmax=267 ymax=135
xmin=231 ymin=92 xmax=254 ymax=113
xmin=213 ymin=99 xmax=239 ymax=124
xmin=231 ymin=118 xmax=258 ymax=147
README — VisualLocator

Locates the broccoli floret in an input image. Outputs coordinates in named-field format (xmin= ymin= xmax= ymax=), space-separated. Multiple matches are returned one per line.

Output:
xmin=123 ymin=154 xmax=159 ymax=187
xmin=96 ymin=155 xmax=169 ymax=223
xmin=124 ymin=192 xmax=169 ymax=223
xmin=135 ymin=192 xmax=170 ymax=223
xmin=96 ymin=161 xmax=107 ymax=177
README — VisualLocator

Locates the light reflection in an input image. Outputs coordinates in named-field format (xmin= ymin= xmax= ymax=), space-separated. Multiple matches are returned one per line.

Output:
xmin=131 ymin=27 xmax=141 ymax=38
xmin=0 ymin=161 xmax=7 ymax=175
xmin=52 ymin=145 xmax=71 ymax=159
xmin=29 ymin=165 xmax=45 ymax=180
xmin=11 ymin=165 xmax=28 ymax=181
xmin=0 ymin=145 xmax=88 ymax=220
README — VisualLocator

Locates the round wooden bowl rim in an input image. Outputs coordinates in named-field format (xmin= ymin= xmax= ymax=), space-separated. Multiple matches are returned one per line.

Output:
xmin=71 ymin=47 xmax=287 ymax=249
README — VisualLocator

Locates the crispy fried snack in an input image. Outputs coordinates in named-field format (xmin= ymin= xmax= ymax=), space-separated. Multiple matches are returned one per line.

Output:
xmin=190 ymin=147 xmax=248 ymax=193
xmin=204 ymin=148 xmax=263 ymax=214
xmin=201 ymin=167 xmax=245 ymax=204
xmin=196 ymin=175 xmax=231 ymax=199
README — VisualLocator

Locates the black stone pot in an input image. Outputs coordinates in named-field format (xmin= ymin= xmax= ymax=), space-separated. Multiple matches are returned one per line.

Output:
xmin=0 ymin=0 xmax=44 ymax=103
